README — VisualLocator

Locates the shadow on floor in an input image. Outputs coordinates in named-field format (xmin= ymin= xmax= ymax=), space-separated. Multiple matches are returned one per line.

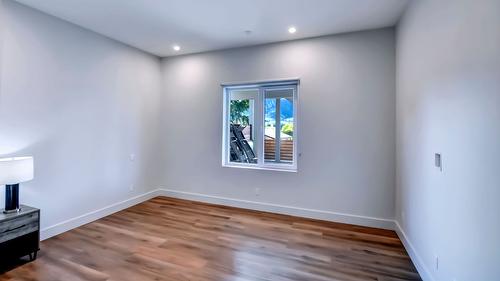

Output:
xmin=0 ymin=256 xmax=33 ymax=274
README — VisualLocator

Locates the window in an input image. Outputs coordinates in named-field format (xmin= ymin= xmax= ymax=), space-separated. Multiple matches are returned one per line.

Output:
xmin=222 ymin=79 xmax=298 ymax=171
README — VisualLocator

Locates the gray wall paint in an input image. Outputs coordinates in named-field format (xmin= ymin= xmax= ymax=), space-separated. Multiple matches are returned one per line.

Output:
xmin=0 ymin=1 xmax=396 ymax=234
xmin=160 ymin=28 xmax=396 ymax=222
xmin=0 ymin=0 xmax=4 ymax=94
xmin=396 ymin=0 xmax=500 ymax=280
xmin=0 ymin=1 xmax=162 ymax=230
xmin=3 ymin=1 xmax=499 ymax=278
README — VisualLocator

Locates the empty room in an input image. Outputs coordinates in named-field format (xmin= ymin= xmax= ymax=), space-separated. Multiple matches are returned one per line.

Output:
xmin=0 ymin=0 xmax=498 ymax=280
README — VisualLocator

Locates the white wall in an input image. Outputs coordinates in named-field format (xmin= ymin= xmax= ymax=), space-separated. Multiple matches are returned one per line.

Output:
xmin=0 ymin=0 xmax=162 ymax=234
xmin=0 ymin=0 xmax=4 ymax=92
xmin=160 ymin=28 xmax=397 ymax=227
xmin=2 ymin=1 xmax=498 ymax=278
xmin=396 ymin=0 xmax=500 ymax=280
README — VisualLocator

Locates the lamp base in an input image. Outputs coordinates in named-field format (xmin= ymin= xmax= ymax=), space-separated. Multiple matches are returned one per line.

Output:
xmin=4 ymin=183 xmax=20 ymax=214
xmin=3 ymin=208 xmax=22 ymax=214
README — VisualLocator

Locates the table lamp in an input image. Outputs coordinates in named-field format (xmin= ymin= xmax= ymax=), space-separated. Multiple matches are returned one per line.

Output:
xmin=0 ymin=157 xmax=34 ymax=213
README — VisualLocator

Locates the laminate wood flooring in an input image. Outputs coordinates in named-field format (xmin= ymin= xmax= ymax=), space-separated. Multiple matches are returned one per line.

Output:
xmin=0 ymin=197 xmax=421 ymax=281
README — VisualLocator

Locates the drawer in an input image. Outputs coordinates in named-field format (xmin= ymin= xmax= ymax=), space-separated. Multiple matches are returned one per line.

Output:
xmin=0 ymin=212 xmax=39 ymax=243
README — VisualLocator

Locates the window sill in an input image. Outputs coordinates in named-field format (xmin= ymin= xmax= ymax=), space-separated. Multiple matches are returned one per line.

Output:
xmin=222 ymin=163 xmax=297 ymax=173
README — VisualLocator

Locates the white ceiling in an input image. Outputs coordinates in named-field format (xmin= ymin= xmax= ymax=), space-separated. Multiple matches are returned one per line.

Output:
xmin=14 ymin=0 xmax=409 ymax=57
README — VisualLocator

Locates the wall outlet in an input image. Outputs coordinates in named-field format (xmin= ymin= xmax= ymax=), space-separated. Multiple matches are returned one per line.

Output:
xmin=129 ymin=154 xmax=136 ymax=162
xmin=255 ymin=187 xmax=260 ymax=196
xmin=401 ymin=211 xmax=406 ymax=223
xmin=129 ymin=184 xmax=135 ymax=191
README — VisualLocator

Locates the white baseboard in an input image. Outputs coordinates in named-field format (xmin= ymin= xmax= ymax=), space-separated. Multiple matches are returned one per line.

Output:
xmin=38 ymin=188 xmax=428 ymax=281
xmin=40 ymin=189 xmax=163 ymax=240
xmin=158 ymin=188 xmax=396 ymax=230
xmin=39 ymin=188 xmax=395 ymax=240
xmin=395 ymin=220 xmax=434 ymax=281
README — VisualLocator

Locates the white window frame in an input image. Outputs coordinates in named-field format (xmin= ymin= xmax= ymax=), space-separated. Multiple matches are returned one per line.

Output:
xmin=222 ymin=79 xmax=299 ymax=172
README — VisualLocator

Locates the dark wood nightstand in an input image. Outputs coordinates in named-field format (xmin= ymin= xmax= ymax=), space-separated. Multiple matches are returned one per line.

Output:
xmin=0 ymin=205 xmax=40 ymax=262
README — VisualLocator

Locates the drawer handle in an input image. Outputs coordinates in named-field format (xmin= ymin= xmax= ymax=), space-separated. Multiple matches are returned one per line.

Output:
xmin=3 ymin=224 xmax=27 ymax=233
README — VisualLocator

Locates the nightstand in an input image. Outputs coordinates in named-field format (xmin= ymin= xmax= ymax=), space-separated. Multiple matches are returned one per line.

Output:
xmin=0 ymin=205 xmax=40 ymax=262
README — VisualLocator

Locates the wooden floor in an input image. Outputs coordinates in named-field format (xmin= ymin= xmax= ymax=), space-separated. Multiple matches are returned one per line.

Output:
xmin=0 ymin=197 xmax=421 ymax=281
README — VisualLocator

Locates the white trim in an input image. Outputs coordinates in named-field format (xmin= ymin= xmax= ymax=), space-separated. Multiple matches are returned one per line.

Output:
xmin=158 ymin=188 xmax=395 ymax=230
xmin=222 ymin=163 xmax=297 ymax=173
xmin=222 ymin=80 xmax=299 ymax=172
xmin=39 ymin=188 xmax=393 ymax=240
xmin=40 ymin=189 xmax=163 ymax=240
xmin=37 ymin=187 xmax=427 ymax=281
xmin=221 ymin=86 xmax=230 ymax=166
xmin=395 ymin=220 xmax=435 ymax=281
xmin=221 ymin=77 xmax=300 ymax=87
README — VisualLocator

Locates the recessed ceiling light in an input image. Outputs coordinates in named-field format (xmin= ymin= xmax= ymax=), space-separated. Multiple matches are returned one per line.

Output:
xmin=288 ymin=26 xmax=297 ymax=34
xmin=173 ymin=45 xmax=181 ymax=51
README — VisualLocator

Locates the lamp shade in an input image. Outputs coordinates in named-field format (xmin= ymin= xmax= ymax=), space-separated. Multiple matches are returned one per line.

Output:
xmin=0 ymin=157 xmax=34 ymax=185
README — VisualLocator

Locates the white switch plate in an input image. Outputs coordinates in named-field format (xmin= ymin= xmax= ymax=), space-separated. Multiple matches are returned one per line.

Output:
xmin=435 ymin=153 xmax=442 ymax=171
